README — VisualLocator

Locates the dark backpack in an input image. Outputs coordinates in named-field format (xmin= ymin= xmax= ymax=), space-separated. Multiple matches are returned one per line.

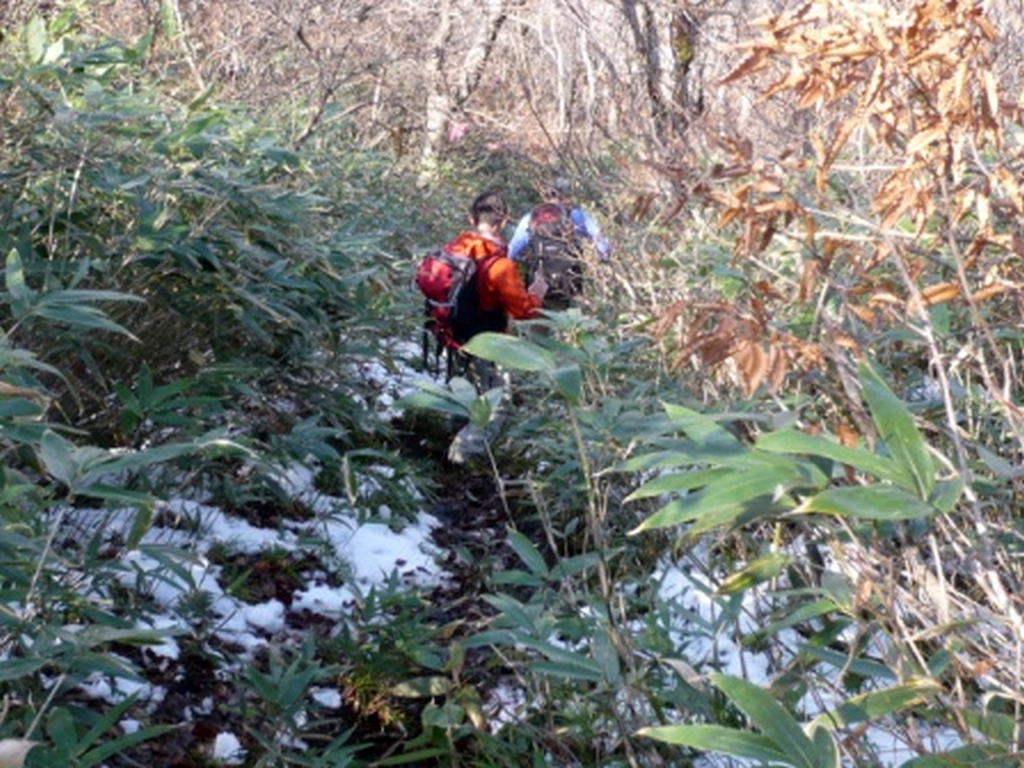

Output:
xmin=524 ymin=202 xmax=584 ymax=303
xmin=415 ymin=247 xmax=504 ymax=352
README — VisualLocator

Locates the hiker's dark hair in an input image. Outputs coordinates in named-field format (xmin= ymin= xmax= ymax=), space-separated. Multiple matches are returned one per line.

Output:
xmin=470 ymin=190 xmax=508 ymax=227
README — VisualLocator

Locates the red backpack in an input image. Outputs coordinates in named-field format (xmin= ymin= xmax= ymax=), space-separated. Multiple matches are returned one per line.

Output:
xmin=415 ymin=247 xmax=503 ymax=351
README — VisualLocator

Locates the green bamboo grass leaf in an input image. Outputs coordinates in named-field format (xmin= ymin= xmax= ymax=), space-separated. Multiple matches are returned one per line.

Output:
xmin=39 ymin=430 xmax=76 ymax=487
xmin=928 ymin=478 xmax=964 ymax=513
xmin=798 ymin=644 xmax=896 ymax=682
xmin=461 ymin=332 xmax=556 ymax=372
xmin=688 ymin=495 xmax=792 ymax=536
xmin=630 ymin=461 xmax=800 ymax=534
xmin=0 ymin=658 xmax=47 ymax=682
xmin=82 ymin=485 xmax=158 ymax=513
xmin=710 ymin=673 xmax=819 ymax=768
xmin=960 ymin=706 xmax=1017 ymax=746
xmin=757 ymin=428 xmax=906 ymax=484
xmin=396 ymin=380 xmax=474 ymax=417
xmin=38 ymin=289 xmax=145 ymax=304
xmin=373 ymin=747 xmax=450 ymax=765
xmin=810 ymin=726 xmax=840 ymax=768
xmin=0 ymin=397 xmax=44 ymax=419
xmin=26 ymin=16 xmax=48 ymax=64
xmin=460 ymin=629 xmax=517 ymax=649
xmin=751 ymin=599 xmax=839 ymax=642
xmin=77 ymin=442 xmax=198 ymax=483
xmin=859 ymin=360 xmax=935 ymax=499
xmin=5 ymin=248 xmax=34 ymax=305
xmin=548 ymin=549 xmax=612 ymax=579
xmin=592 ymin=625 xmax=621 ymax=687
xmin=618 ymin=442 xmax=745 ymax=473
xmin=810 ymin=678 xmax=941 ymax=731
xmin=528 ymin=660 xmax=604 ymax=683
xmin=662 ymin=403 xmax=743 ymax=447
xmin=33 ymin=304 xmax=139 ymax=337
xmin=8 ymin=286 xmax=144 ymax=338
xmin=901 ymin=746 xmax=1013 ymax=768
xmin=490 ymin=570 xmax=544 ymax=588
xmin=161 ymin=0 xmax=181 ymax=40
xmin=975 ymin=444 xmax=1024 ymax=478
xmin=126 ymin=504 xmax=153 ymax=549
xmin=717 ymin=552 xmax=792 ymax=595
xmin=481 ymin=594 xmax=536 ymax=629
xmin=638 ymin=724 xmax=788 ymax=763
xmin=521 ymin=637 xmax=606 ymax=682
xmin=506 ymin=530 xmax=549 ymax=577
xmin=800 ymin=485 xmax=937 ymax=521
xmin=625 ymin=467 xmax=731 ymax=501
xmin=551 ymin=364 xmax=582 ymax=404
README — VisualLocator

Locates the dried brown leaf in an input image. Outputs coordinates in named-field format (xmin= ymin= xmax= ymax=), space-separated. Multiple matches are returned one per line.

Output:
xmin=971 ymin=283 xmax=1009 ymax=303
xmin=920 ymin=282 xmax=960 ymax=306
xmin=767 ymin=343 xmax=788 ymax=393
xmin=744 ymin=342 xmax=769 ymax=399
xmin=906 ymin=126 xmax=947 ymax=156
xmin=720 ymin=50 xmax=769 ymax=85
xmin=982 ymin=70 xmax=1000 ymax=123
xmin=848 ymin=303 xmax=876 ymax=325
xmin=718 ymin=207 xmax=742 ymax=229
xmin=868 ymin=290 xmax=902 ymax=307
xmin=797 ymin=258 xmax=819 ymax=303
xmin=836 ymin=421 xmax=860 ymax=448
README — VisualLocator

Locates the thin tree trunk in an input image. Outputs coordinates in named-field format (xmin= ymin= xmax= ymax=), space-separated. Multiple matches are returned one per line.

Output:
xmin=418 ymin=0 xmax=509 ymax=185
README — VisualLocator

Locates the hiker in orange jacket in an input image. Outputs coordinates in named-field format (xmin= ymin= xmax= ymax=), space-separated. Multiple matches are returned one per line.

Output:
xmin=442 ymin=190 xmax=546 ymax=397
xmin=442 ymin=191 xmax=547 ymax=463
xmin=444 ymin=189 xmax=547 ymax=335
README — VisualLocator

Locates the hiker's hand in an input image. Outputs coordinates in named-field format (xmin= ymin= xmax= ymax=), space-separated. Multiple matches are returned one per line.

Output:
xmin=528 ymin=275 xmax=548 ymax=299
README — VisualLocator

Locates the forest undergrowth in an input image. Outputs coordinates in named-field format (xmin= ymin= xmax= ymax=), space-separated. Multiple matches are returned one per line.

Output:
xmin=2 ymin=2 xmax=1024 ymax=767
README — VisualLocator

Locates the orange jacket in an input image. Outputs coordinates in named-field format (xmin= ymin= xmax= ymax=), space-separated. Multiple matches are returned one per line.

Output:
xmin=445 ymin=231 xmax=542 ymax=321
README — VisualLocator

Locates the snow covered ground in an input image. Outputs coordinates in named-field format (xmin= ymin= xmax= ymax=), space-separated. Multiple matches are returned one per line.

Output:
xmin=35 ymin=340 xmax=956 ymax=766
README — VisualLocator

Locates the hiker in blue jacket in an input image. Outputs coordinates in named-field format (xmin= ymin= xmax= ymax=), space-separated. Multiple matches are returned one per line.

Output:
xmin=508 ymin=179 xmax=612 ymax=265
xmin=508 ymin=179 xmax=611 ymax=310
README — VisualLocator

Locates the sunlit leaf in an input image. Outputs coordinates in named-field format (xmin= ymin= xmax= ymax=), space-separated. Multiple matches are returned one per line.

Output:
xmin=625 ymin=467 xmax=730 ymax=502
xmin=461 ymin=332 xmax=556 ymax=372
xmin=859 ymin=360 xmax=934 ymax=499
xmin=711 ymin=673 xmax=819 ymax=768
xmin=753 ymin=599 xmax=839 ymax=640
xmin=757 ymin=428 xmax=906 ymax=485
xmin=638 ymin=724 xmax=787 ymax=763
xmin=396 ymin=386 xmax=472 ymax=418
xmin=717 ymin=552 xmax=791 ymax=595
xmin=26 ymin=16 xmax=47 ymax=64
xmin=661 ymin=403 xmax=743 ymax=448
xmin=811 ymin=678 xmax=941 ymax=731
xmin=618 ymin=443 xmax=744 ymax=473
xmin=631 ymin=459 xmax=803 ymax=534
xmin=800 ymin=484 xmax=937 ymax=521
xmin=390 ymin=676 xmax=452 ymax=698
